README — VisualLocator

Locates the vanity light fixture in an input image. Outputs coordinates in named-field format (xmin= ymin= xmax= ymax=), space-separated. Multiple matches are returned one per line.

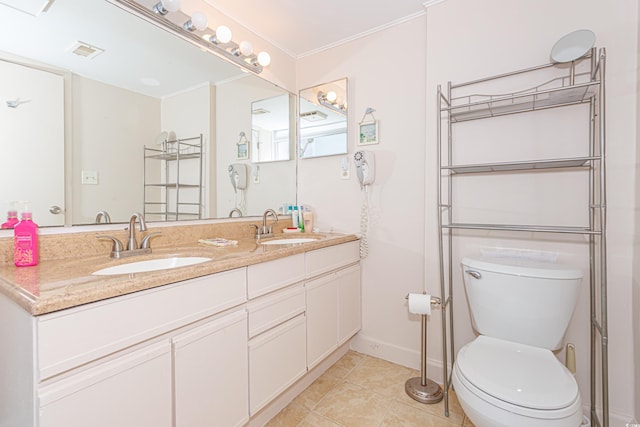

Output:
xmin=183 ymin=11 xmax=207 ymax=31
xmin=152 ymin=0 xmax=180 ymax=15
xmin=109 ymin=0 xmax=270 ymax=74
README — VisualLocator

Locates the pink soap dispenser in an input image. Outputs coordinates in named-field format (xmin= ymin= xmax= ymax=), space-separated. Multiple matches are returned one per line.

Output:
xmin=14 ymin=211 xmax=39 ymax=267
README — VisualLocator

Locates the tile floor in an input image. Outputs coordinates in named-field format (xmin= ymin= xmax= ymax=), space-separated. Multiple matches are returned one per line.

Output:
xmin=266 ymin=351 xmax=476 ymax=427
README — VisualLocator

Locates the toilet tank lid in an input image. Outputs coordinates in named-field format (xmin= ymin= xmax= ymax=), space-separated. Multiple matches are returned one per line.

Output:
xmin=461 ymin=257 xmax=583 ymax=280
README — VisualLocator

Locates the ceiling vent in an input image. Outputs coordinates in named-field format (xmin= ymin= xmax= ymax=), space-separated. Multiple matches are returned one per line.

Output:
xmin=252 ymin=108 xmax=270 ymax=115
xmin=67 ymin=41 xmax=104 ymax=59
xmin=300 ymin=110 xmax=328 ymax=122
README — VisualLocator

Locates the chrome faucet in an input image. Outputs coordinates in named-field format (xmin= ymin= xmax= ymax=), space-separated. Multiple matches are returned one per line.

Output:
xmin=97 ymin=212 xmax=159 ymax=259
xmin=261 ymin=209 xmax=278 ymax=237
xmin=127 ymin=212 xmax=147 ymax=250
xmin=95 ymin=210 xmax=112 ymax=224
xmin=229 ymin=208 xmax=243 ymax=218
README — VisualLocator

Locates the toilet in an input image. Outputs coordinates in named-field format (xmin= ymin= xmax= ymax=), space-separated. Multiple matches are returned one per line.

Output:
xmin=452 ymin=257 xmax=584 ymax=427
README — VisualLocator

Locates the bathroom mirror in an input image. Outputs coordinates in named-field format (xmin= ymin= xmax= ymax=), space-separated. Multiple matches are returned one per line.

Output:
xmin=0 ymin=0 xmax=296 ymax=227
xmin=299 ymin=78 xmax=348 ymax=159
xmin=251 ymin=93 xmax=294 ymax=163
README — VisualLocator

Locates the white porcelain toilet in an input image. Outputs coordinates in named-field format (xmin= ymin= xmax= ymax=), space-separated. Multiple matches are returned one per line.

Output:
xmin=452 ymin=257 xmax=584 ymax=427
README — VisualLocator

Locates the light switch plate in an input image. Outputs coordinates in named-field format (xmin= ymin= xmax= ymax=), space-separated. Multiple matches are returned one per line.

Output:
xmin=81 ymin=170 xmax=98 ymax=185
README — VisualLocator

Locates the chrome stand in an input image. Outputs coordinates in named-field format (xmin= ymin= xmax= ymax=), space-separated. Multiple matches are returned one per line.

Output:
xmin=405 ymin=296 xmax=443 ymax=404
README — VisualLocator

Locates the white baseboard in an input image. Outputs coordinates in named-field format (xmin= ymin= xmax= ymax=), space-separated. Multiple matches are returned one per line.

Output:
xmin=350 ymin=333 xmax=447 ymax=384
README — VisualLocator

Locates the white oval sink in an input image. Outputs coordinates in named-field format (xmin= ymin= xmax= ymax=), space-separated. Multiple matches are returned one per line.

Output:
xmin=92 ymin=256 xmax=211 ymax=276
xmin=261 ymin=238 xmax=317 ymax=245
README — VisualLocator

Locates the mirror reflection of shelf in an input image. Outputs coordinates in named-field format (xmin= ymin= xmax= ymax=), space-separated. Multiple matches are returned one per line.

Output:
xmin=143 ymin=135 xmax=203 ymax=221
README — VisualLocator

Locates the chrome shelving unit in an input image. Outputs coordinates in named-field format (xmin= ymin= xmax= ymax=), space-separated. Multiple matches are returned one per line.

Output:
xmin=436 ymin=48 xmax=608 ymax=426
xmin=143 ymin=135 xmax=203 ymax=221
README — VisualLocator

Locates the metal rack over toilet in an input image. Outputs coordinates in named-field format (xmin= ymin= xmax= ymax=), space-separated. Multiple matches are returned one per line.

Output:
xmin=436 ymin=48 xmax=608 ymax=426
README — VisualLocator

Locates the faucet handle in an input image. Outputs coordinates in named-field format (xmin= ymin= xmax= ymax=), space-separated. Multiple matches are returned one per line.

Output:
xmin=140 ymin=232 xmax=161 ymax=249
xmin=97 ymin=235 xmax=124 ymax=258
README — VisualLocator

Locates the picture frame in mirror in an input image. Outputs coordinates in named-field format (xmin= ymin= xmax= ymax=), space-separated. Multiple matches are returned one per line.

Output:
xmin=236 ymin=131 xmax=249 ymax=160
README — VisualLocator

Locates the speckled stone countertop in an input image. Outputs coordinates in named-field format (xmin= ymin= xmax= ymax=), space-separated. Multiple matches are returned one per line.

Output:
xmin=0 ymin=220 xmax=358 ymax=316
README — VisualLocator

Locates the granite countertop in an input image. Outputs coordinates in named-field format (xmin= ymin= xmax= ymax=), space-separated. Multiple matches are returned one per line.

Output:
xmin=0 ymin=232 xmax=358 ymax=316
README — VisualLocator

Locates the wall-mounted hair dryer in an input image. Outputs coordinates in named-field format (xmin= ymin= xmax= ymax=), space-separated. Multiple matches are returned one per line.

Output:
xmin=228 ymin=163 xmax=247 ymax=193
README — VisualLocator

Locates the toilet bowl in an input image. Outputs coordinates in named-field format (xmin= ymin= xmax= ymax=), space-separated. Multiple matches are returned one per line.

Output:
xmin=456 ymin=257 xmax=584 ymax=427
xmin=453 ymin=336 xmax=582 ymax=427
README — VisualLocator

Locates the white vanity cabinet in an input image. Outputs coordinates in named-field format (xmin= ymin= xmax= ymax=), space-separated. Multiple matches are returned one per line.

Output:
xmin=247 ymin=258 xmax=307 ymax=415
xmin=173 ymin=309 xmax=248 ymax=427
xmin=305 ymin=241 xmax=361 ymax=369
xmin=0 ymin=238 xmax=362 ymax=427
xmin=33 ymin=268 xmax=247 ymax=427
xmin=38 ymin=340 xmax=173 ymax=427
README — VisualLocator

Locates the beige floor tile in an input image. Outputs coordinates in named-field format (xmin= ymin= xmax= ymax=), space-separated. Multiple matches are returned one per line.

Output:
xmin=313 ymin=381 xmax=393 ymax=427
xmin=345 ymin=355 xmax=414 ymax=398
xmin=380 ymin=400 xmax=463 ymax=427
xmin=265 ymin=402 xmax=310 ymax=427
xmin=462 ymin=415 xmax=476 ymax=426
xmin=298 ymin=412 xmax=344 ymax=427
xmin=292 ymin=373 xmax=343 ymax=410
xmin=395 ymin=384 xmax=465 ymax=425
xmin=324 ymin=351 xmax=368 ymax=379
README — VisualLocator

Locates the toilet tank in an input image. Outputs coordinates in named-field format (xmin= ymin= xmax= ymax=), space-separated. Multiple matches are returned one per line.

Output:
xmin=461 ymin=257 xmax=582 ymax=350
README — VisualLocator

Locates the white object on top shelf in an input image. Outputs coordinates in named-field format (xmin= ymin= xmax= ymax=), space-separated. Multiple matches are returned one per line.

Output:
xmin=550 ymin=29 xmax=596 ymax=63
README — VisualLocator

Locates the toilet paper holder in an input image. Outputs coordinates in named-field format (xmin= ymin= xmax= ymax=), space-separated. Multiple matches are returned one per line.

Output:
xmin=404 ymin=292 xmax=443 ymax=404
xmin=404 ymin=293 xmax=442 ymax=306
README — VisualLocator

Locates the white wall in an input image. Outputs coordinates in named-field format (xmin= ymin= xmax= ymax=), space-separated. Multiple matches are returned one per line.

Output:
xmin=297 ymin=0 xmax=638 ymax=423
xmin=72 ymin=75 xmax=160 ymax=224
xmin=297 ymin=16 xmax=428 ymax=366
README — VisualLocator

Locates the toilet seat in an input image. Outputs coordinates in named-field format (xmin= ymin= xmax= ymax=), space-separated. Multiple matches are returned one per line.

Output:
xmin=455 ymin=336 xmax=580 ymax=419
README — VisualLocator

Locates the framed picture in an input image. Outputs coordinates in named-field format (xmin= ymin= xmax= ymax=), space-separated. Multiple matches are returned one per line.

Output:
xmin=236 ymin=132 xmax=249 ymax=160
xmin=358 ymin=120 xmax=379 ymax=146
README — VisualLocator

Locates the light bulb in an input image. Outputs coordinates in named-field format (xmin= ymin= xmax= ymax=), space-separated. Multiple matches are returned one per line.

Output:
xmin=163 ymin=0 xmax=180 ymax=12
xmin=191 ymin=11 xmax=208 ymax=30
xmin=153 ymin=0 xmax=180 ymax=14
xmin=215 ymin=25 xmax=232 ymax=44
xmin=326 ymin=91 xmax=337 ymax=102
xmin=239 ymin=40 xmax=253 ymax=56
xmin=257 ymin=51 xmax=271 ymax=67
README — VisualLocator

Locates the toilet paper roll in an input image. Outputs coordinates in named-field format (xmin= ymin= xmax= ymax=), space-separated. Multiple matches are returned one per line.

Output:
xmin=408 ymin=293 xmax=432 ymax=315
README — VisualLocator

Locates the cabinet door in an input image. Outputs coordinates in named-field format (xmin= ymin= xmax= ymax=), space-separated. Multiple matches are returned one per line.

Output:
xmin=38 ymin=341 xmax=172 ymax=427
xmin=338 ymin=264 xmax=362 ymax=345
xmin=305 ymin=274 xmax=338 ymax=369
xmin=173 ymin=309 xmax=248 ymax=427
xmin=249 ymin=314 xmax=306 ymax=414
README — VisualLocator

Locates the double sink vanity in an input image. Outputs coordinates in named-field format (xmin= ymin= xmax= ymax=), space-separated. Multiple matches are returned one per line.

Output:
xmin=0 ymin=218 xmax=361 ymax=427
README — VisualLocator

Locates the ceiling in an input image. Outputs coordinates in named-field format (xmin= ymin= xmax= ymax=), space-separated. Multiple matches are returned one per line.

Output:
xmin=202 ymin=0 xmax=430 ymax=58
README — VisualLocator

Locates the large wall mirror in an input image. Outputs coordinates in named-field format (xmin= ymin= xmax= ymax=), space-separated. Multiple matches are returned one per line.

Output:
xmin=299 ymin=78 xmax=348 ymax=159
xmin=0 ymin=0 xmax=296 ymax=227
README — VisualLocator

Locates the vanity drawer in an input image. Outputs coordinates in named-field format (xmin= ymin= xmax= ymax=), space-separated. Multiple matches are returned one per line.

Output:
xmin=247 ymin=283 xmax=305 ymax=338
xmin=247 ymin=253 xmax=305 ymax=299
xmin=305 ymin=241 xmax=360 ymax=278
xmin=37 ymin=268 xmax=247 ymax=380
